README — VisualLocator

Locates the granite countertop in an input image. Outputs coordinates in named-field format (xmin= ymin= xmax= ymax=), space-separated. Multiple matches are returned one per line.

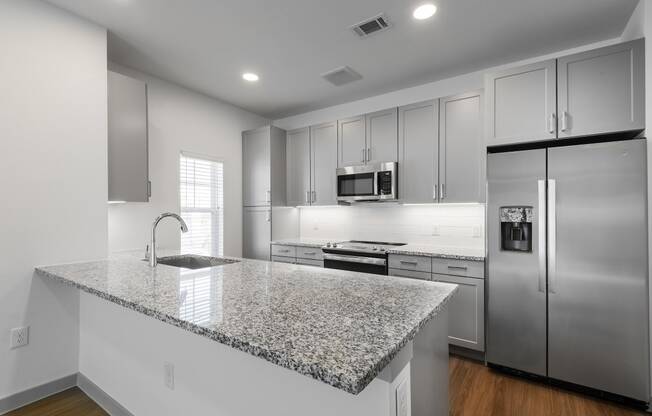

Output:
xmin=386 ymin=244 xmax=485 ymax=261
xmin=270 ymin=238 xmax=336 ymax=248
xmin=35 ymin=253 xmax=457 ymax=395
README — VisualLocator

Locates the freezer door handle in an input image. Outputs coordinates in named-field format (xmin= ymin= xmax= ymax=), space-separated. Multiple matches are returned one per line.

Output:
xmin=547 ymin=179 xmax=557 ymax=294
xmin=537 ymin=180 xmax=546 ymax=293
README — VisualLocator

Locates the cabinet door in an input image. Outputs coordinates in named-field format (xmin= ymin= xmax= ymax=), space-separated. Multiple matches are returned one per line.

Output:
xmin=108 ymin=71 xmax=149 ymax=202
xmin=337 ymin=115 xmax=366 ymax=167
xmin=243 ymin=207 xmax=271 ymax=260
xmin=365 ymin=108 xmax=398 ymax=164
xmin=432 ymin=273 xmax=485 ymax=351
xmin=286 ymin=128 xmax=311 ymax=206
xmin=310 ymin=122 xmax=338 ymax=205
xmin=440 ymin=90 xmax=484 ymax=203
xmin=486 ymin=60 xmax=557 ymax=145
xmin=242 ymin=127 xmax=271 ymax=207
xmin=398 ymin=100 xmax=439 ymax=203
xmin=558 ymin=39 xmax=644 ymax=138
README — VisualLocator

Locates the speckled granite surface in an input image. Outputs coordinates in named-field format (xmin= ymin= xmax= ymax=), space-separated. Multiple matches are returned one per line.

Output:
xmin=270 ymin=238 xmax=337 ymax=248
xmin=387 ymin=245 xmax=485 ymax=261
xmin=35 ymin=254 xmax=457 ymax=394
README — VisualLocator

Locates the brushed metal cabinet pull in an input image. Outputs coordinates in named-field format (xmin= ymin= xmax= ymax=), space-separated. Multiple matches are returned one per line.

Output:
xmin=561 ymin=112 xmax=568 ymax=132
xmin=433 ymin=184 xmax=438 ymax=201
xmin=447 ymin=265 xmax=468 ymax=270
xmin=548 ymin=113 xmax=556 ymax=134
xmin=361 ymin=148 xmax=365 ymax=162
xmin=312 ymin=191 xmax=316 ymax=203
xmin=400 ymin=261 xmax=418 ymax=265
xmin=440 ymin=183 xmax=446 ymax=200
xmin=367 ymin=148 xmax=371 ymax=161
xmin=305 ymin=191 xmax=310 ymax=204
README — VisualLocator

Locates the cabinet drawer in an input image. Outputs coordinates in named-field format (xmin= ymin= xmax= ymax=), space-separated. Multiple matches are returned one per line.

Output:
xmin=432 ymin=258 xmax=484 ymax=279
xmin=388 ymin=254 xmax=432 ymax=272
xmin=271 ymin=256 xmax=296 ymax=264
xmin=296 ymin=246 xmax=324 ymax=261
xmin=296 ymin=258 xmax=323 ymax=268
xmin=432 ymin=273 xmax=485 ymax=351
xmin=271 ymin=245 xmax=296 ymax=258
xmin=389 ymin=268 xmax=431 ymax=281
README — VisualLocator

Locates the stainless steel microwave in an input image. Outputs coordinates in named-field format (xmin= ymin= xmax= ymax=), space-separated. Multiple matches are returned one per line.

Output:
xmin=336 ymin=162 xmax=397 ymax=202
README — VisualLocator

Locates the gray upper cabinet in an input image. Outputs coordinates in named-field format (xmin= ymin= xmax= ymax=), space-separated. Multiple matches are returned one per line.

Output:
xmin=310 ymin=122 xmax=338 ymax=205
xmin=557 ymin=39 xmax=645 ymax=139
xmin=286 ymin=128 xmax=311 ymax=206
xmin=398 ymin=100 xmax=439 ymax=203
xmin=243 ymin=127 xmax=271 ymax=207
xmin=242 ymin=125 xmax=286 ymax=207
xmin=337 ymin=115 xmax=366 ymax=167
xmin=439 ymin=90 xmax=485 ymax=203
xmin=486 ymin=59 xmax=557 ymax=146
xmin=365 ymin=108 xmax=398 ymax=164
xmin=108 ymin=71 xmax=149 ymax=202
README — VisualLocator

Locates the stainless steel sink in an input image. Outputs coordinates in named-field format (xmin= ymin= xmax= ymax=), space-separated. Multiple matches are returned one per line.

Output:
xmin=154 ymin=254 xmax=239 ymax=270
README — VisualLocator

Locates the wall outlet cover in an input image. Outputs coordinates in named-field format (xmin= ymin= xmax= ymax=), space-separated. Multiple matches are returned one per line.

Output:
xmin=10 ymin=326 xmax=29 ymax=349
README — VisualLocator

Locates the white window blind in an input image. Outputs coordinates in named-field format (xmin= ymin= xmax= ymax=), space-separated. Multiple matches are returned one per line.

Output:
xmin=180 ymin=154 xmax=224 ymax=256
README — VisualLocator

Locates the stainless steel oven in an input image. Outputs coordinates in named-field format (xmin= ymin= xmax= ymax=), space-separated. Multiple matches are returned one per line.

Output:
xmin=336 ymin=162 xmax=397 ymax=203
xmin=322 ymin=240 xmax=406 ymax=275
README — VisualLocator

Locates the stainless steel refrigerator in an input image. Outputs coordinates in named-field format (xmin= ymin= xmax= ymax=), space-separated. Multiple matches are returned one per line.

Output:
xmin=487 ymin=138 xmax=650 ymax=402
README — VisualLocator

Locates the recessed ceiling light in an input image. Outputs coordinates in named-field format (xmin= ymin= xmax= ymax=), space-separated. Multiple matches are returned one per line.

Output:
xmin=242 ymin=72 xmax=259 ymax=82
xmin=413 ymin=3 xmax=437 ymax=20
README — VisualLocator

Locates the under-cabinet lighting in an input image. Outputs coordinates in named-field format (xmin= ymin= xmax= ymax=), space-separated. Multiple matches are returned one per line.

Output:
xmin=108 ymin=200 xmax=126 ymax=204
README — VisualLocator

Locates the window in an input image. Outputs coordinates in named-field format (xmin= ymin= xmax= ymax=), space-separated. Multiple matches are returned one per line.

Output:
xmin=180 ymin=153 xmax=224 ymax=256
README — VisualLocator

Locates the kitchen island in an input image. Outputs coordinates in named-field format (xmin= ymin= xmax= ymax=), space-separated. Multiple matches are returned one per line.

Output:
xmin=35 ymin=253 xmax=457 ymax=416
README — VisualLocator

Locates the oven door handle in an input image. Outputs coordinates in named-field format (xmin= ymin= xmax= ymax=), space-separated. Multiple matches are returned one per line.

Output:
xmin=323 ymin=253 xmax=387 ymax=266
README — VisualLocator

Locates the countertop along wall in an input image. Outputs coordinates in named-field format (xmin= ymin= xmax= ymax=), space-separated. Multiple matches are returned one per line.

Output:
xmin=107 ymin=63 xmax=268 ymax=257
xmin=0 ymin=0 xmax=108 ymax=401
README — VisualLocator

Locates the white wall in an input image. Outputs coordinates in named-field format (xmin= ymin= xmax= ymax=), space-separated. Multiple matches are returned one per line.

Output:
xmin=107 ymin=63 xmax=268 ymax=257
xmin=0 ymin=0 xmax=108 ymax=400
xmin=298 ymin=204 xmax=484 ymax=250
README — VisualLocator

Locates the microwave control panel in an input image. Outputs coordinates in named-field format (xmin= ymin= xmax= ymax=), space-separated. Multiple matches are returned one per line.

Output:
xmin=378 ymin=171 xmax=393 ymax=195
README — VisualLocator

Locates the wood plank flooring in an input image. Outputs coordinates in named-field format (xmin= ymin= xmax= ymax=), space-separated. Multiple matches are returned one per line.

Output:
xmin=5 ymin=387 xmax=106 ymax=416
xmin=449 ymin=355 xmax=647 ymax=416
xmin=6 ymin=357 xmax=648 ymax=415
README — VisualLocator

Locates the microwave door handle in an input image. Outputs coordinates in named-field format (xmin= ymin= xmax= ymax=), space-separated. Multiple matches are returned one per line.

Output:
xmin=373 ymin=171 xmax=378 ymax=196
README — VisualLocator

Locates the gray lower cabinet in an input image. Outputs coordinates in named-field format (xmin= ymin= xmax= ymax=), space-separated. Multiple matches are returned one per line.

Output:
xmin=485 ymin=59 xmax=557 ymax=146
xmin=337 ymin=115 xmax=366 ymax=167
xmin=398 ymin=100 xmax=439 ymax=203
xmin=270 ymin=244 xmax=324 ymax=268
xmin=108 ymin=70 xmax=149 ymax=202
xmin=439 ymin=90 xmax=485 ymax=203
xmin=286 ymin=128 xmax=311 ymax=206
xmin=365 ymin=108 xmax=398 ymax=164
xmin=310 ymin=122 xmax=338 ymax=205
xmin=388 ymin=268 xmax=431 ymax=281
xmin=432 ymin=273 xmax=485 ymax=351
xmin=557 ymin=39 xmax=644 ymax=139
xmin=243 ymin=207 xmax=271 ymax=260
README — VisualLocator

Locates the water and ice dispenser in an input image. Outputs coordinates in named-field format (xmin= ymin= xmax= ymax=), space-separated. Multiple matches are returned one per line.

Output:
xmin=500 ymin=207 xmax=532 ymax=252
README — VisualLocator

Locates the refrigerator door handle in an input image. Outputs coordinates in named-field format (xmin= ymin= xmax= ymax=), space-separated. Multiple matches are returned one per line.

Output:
xmin=538 ymin=180 xmax=546 ymax=293
xmin=548 ymin=179 xmax=557 ymax=294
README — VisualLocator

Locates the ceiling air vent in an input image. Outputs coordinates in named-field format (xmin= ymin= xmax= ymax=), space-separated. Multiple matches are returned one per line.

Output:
xmin=351 ymin=13 xmax=391 ymax=37
xmin=321 ymin=66 xmax=363 ymax=86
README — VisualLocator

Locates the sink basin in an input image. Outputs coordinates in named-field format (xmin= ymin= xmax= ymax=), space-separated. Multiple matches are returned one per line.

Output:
xmin=155 ymin=254 xmax=239 ymax=270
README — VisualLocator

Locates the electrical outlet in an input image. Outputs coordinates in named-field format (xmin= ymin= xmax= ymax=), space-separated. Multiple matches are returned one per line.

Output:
xmin=396 ymin=378 xmax=409 ymax=416
xmin=10 ymin=326 xmax=29 ymax=349
xmin=164 ymin=362 xmax=175 ymax=390
xmin=472 ymin=226 xmax=482 ymax=238
xmin=431 ymin=226 xmax=440 ymax=236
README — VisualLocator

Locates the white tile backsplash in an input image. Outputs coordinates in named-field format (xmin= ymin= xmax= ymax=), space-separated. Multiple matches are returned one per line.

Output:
xmin=298 ymin=203 xmax=485 ymax=250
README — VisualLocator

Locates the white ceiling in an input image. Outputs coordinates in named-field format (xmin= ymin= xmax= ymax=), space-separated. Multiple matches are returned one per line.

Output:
xmin=45 ymin=0 xmax=638 ymax=119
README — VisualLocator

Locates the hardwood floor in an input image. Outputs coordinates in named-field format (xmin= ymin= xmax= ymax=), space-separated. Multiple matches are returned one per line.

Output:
xmin=5 ymin=388 xmax=106 ymax=416
xmin=449 ymin=355 xmax=647 ymax=416
xmin=6 ymin=358 xmax=648 ymax=416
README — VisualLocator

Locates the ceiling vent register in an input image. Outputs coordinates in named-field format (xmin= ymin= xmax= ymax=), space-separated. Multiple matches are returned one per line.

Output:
xmin=321 ymin=66 xmax=363 ymax=86
xmin=351 ymin=13 xmax=391 ymax=37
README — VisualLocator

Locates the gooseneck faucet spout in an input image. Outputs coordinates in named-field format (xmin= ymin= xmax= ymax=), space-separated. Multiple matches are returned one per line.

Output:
xmin=150 ymin=212 xmax=189 ymax=267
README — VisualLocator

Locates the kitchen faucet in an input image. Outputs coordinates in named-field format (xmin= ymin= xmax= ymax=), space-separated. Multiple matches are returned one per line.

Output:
xmin=149 ymin=212 xmax=189 ymax=267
